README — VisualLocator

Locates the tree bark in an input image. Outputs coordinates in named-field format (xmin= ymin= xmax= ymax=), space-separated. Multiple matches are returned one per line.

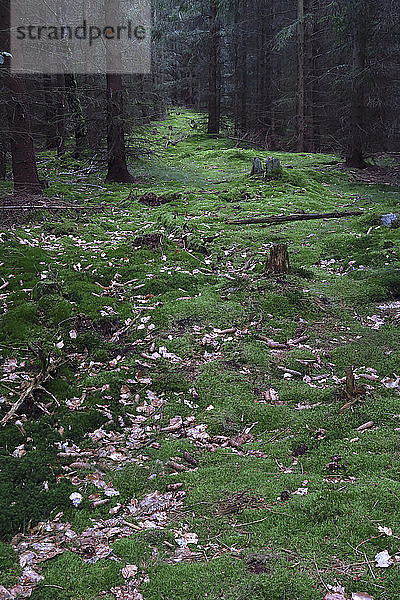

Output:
xmin=304 ymin=0 xmax=315 ymax=152
xmin=55 ymin=74 xmax=66 ymax=156
xmin=43 ymin=75 xmax=58 ymax=151
xmin=207 ymin=0 xmax=220 ymax=134
xmin=227 ymin=210 xmax=363 ymax=225
xmin=64 ymin=74 xmax=87 ymax=157
xmin=0 ymin=104 xmax=8 ymax=179
xmin=238 ymin=7 xmax=248 ymax=133
xmin=266 ymin=244 xmax=290 ymax=274
xmin=346 ymin=7 xmax=368 ymax=169
xmin=105 ymin=74 xmax=135 ymax=182
xmin=0 ymin=148 xmax=6 ymax=180
xmin=297 ymin=0 xmax=315 ymax=152
xmin=297 ymin=0 xmax=305 ymax=152
xmin=0 ymin=0 xmax=42 ymax=194
xmin=104 ymin=0 xmax=134 ymax=183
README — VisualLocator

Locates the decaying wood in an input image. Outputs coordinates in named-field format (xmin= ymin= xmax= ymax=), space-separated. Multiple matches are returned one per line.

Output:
xmin=357 ymin=421 xmax=374 ymax=431
xmin=258 ymin=334 xmax=309 ymax=349
xmin=227 ymin=209 xmax=363 ymax=226
xmin=339 ymin=366 xmax=367 ymax=412
xmin=0 ymin=205 xmax=95 ymax=211
xmin=167 ymin=460 xmax=186 ymax=472
xmin=1 ymin=356 xmax=62 ymax=426
xmin=250 ymin=157 xmax=264 ymax=176
xmin=265 ymin=157 xmax=282 ymax=178
xmin=258 ymin=335 xmax=287 ymax=349
xmin=182 ymin=451 xmax=199 ymax=467
xmin=266 ymin=244 xmax=290 ymax=274
xmin=288 ymin=335 xmax=309 ymax=345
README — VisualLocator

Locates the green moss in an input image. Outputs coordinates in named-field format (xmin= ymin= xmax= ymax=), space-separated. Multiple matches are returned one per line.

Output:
xmin=0 ymin=542 xmax=21 ymax=588
xmin=0 ymin=108 xmax=399 ymax=600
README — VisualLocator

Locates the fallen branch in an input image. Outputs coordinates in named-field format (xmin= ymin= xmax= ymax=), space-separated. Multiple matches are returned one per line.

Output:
xmin=227 ymin=209 xmax=363 ymax=226
xmin=0 ymin=205 xmax=99 ymax=211
xmin=1 ymin=356 xmax=62 ymax=426
xmin=227 ymin=135 xmax=262 ymax=148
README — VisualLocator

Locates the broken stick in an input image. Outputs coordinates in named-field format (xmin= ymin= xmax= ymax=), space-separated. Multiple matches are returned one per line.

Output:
xmin=1 ymin=356 xmax=61 ymax=426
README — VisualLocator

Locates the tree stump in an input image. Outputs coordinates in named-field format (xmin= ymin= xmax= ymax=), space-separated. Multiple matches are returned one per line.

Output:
xmin=338 ymin=366 xmax=367 ymax=412
xmin=265 ymin=157 xmax=282 ymax=179
xmin=266 ymin=244 xmax=290 ymax=274
xmin=250 ymin=157 xmax=263 ymax=176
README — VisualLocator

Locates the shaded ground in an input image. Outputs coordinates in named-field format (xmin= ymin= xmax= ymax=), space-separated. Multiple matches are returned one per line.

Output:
xmin=0 ymin=193 xmax=98 ymax=228
xmin=0 ymin=110 xmax=399 ymax=600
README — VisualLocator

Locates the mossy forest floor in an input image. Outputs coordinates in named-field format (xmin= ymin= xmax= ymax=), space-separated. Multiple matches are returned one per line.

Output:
xmin=0 ymin=110 xmax=400 ymax=600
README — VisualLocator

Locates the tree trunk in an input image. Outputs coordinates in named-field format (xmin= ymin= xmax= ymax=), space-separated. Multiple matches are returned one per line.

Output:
xmin=297 ymin=0 xmax=305 ymax=152
xmin=55 ymin=74 xmax=66 ymax=156
xmin=256 ymin=0 xmax=274 ymax=145
xmin=0 ymin=104 xmax=8 ymax=180
xmin=346 ymin=8 xmax=368 ymax=169
xmin=105 ymin=73 xmax=135 ymax=182
xmin=0 ymin=148 xmax=6 ymax=180
xmin=207 ymin=0 xmax=220 ymax=134
xmin=233 ymin=4 xmax=240 ymax=135
xmin=104 ymin=0 xmax=134 ymax=183
xmin=43 ymin=75 xmax=58 ymax=151
xmin=64 ymin=74 xmax=87 ymax=157
xmin=239 ymin=9 xmax=248 ymax=133
xmin=0 ymin=0 xmax=42 ymax=194
xmin=297 ymin=0 xmax=315 ymax=152
xmin=304 ymin=0 xmax=315 ymax=152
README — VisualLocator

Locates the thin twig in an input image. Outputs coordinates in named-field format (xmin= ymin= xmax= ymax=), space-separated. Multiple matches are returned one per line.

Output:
xmin=313 ymin=553 xmax=329 ymax=591
xmin=363 ymin=551 xmax=376 ymax=579
xmin=233 ymin=508 xmax=292 ymax=527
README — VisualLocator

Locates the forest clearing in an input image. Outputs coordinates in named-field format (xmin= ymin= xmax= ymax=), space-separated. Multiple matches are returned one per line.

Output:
xmin=0 ymin=110 xmax=400 ymax=600
xmin=1 ymin=0 xmax=400 ymax=596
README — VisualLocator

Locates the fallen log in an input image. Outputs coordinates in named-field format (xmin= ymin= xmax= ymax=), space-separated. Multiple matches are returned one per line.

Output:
xmin=227 ymin=209 xmax=363 ymax=226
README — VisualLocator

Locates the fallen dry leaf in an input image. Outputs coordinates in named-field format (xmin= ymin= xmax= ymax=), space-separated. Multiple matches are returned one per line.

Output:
xmin=121 ymin=564 xmax=138 ymax=579
xmin=378 ymin=525 xmax=393 ymax=536
xmin=375 ymin=549 xmax=393 ymax=567
xmin=324 ymin=591 xmax=346 ymax=600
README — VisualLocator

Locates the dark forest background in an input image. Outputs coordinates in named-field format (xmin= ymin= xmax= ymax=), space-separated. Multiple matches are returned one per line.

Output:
xmin=1 ymin=0 xmax=400 ymax=191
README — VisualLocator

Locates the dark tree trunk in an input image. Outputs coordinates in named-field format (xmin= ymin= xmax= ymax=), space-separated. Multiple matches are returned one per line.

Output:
xmin=346 ymin=9 xmax=368 ymax=169
xmin=7 ymin=76 xmax=42 ymax=193
xmin=239 ymin=11 xmax=248 ymax=133
xmin=105 ymin=73 xmax=135 ymax=182
xmin=254 ymin=0 xmax=273 ymax=144
xmin=0 ymin=0 xmax=42 ymax=194
xmin=207 ymin=0 xmax=220 ymax=135
xmin=104 ymin=0 xmax=134 ymax=183
xmin=233 ymin=5 xmax=240 ymax=135
xmin=55 ymin=74 xmax=66 ymax=156
xmin=0 ymin=104 xmax=8 ymax=180
xmin=6 ymin=75 xmax=42 ymax=194
xmin=304 ymin=0 xmax=315 ymax=152
xmin=0 ymin=148 xmax=6 ymax=180
xmin=297 ymin=0 xmax=305 ymax=151
xmin=297 ymin=0 xmax=315 ymax=152
xmin=43 ymin=75 xmax=58 ymax=151
xmin=64 ymin=74 xmax=86 ymax=157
